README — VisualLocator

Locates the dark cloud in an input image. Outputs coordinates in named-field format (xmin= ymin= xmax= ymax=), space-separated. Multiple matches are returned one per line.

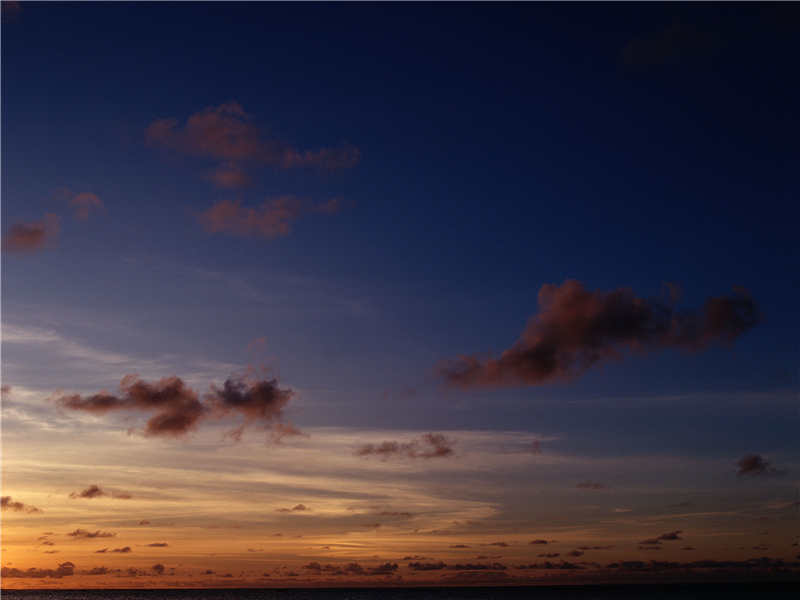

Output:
xmin=437 ymin=281 xmax=760 ymax=390
xmin=2 ymin=213 xmax=60 ymax=254
xmin=0 ymin=562 xmax=74 ymax=579
xmin=1 ymin=496 xmax=43 ymax=513
xmin=152 ymin=563 xmax=165 ymax=575
xmin=529 ymin=539 xmax=549 ymax=545
xmin=276 ymin=504 xmax=311 ymax=513
xmin=70 ymin=484 xmax=106 ymax=499
xmin=408 ymin=562 xmax=447 ymax=571
xmin=355 ymin=432 xmax=455 ymax=461
xmin=55 ymin=368 xmax=301 ymax=442
xmin=737 ymin=454 xmax=786 ymax=476
xmin=146 ymin=542 xmax=170 ymax=547
xmin=96 ymin=547 xmax=131 ymax=553
xmin=1 ymin=1 xmax=23 ymax=23
xmin=641 ymin=531 xmax=683 ymax=545
xmin=66 ymin=529 xmax=116 ymax=539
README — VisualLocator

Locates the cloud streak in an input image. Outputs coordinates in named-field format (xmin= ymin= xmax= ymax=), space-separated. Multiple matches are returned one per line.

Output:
xmin=355 ymin=433 xmax=456 ymax=461
xmin=54 ymin=368 xmax=299 ymax=441
xmin=737 ymin=454 xmax=786 ymax=476
xmin=437 ymin=281 xmax=760 ymax=390
xmin=197 ymin=196 xmax=351 ymax=240
xmin=1 ymin=496 xmax=43 ymax=513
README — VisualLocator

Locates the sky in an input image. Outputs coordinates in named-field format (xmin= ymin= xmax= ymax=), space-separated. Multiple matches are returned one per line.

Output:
xmin=1 ymin=0 xmax=798 ymax=590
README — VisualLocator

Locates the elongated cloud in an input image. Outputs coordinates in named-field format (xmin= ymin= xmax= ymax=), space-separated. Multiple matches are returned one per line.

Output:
xmin=437 ymin=281 xmax=760 ymax=390
xmin=55 ymin=369 xmax=299 ymax=441
xmin=0 ymin=562 xmax=74 ymax=579
xmin=198 ymin=196 xmax=350 ymax=239
xmin=67 ymin=529 xmax=116 ymax=539
xmin=1 ymin=496 xmax=43 ymax=513
xmin=69 ymin=484 xmax=105 ymax=499
xmin=355 ymin=432 xmax=455 ymax=460
xmin=145 ymin=101 xmax=359 ymax=187
xmin=2 ymin=213 xmax=60 ymax=254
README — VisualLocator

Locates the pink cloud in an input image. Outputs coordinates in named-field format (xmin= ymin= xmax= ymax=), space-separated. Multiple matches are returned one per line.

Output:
xmin=355 ymin=432 xmax=456 ymax=461
xmin=437 ymin=280 xmax=761 ymax=390
xmin=145 ymin=101 xmax=360 ymax=187
xmin=1 ymin=496 xmax=43 ymax=514
xmin=2 ymin=213 xmax=60 ymax=254
xmin=70 ymin=192 xmax=103 ymax=221
xmin=197 ymin=196 xmax=351 ymax=239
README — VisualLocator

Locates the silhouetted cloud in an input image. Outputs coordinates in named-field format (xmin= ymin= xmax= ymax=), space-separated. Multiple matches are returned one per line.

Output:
xmin=95 ymin=546 xmax=131 ymax=553
xmin=1 ymin=1 xmax=22 ymax=23
xmin=144 ymin=101 xmax=360 ymax=188
xmin=1 ymin=496 xmax=43 ymax=513
xmin=276 ymin=504 xmax=311 ymax=513
xmin=66 ymin=529 xmax=116 ymax=539
xmin=54 ymin=368 xmax=300 ymax=442
xmin=438 ymin=281 xmax=760 ymax=389
xmin=355 ymin=432 xmax=455 ymax=461
xmin=641 ymin=531 xmax=683 ymax=544
xmin=197 ymin=196 xmax=351 ymax=240
xmin=146 ymin=542 xmax=169 ymax=547
xmin=1 ymin=562 xmax=74 ymax=579
xmin=737 ymin=454 xmax=786 ymax=476
xmin=69 ymin=485 xmax=106 ymax=499
xmin=2 ymin=213 xmax=60 ymax=254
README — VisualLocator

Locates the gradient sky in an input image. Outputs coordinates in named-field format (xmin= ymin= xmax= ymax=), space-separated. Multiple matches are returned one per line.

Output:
xmin=1 ymin=1 xmax=798 ymax=589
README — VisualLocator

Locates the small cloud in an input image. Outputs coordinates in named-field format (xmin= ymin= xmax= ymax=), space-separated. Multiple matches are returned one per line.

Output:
xmin=69 ymin=485 xmax=106 ymax=499
xmin=577 ymin=481 xmax=609 ymax=490
xmin=2 ymin=213 xmax=60 ymax=254
xmin=66 ymin=529 xmax=116 ymax=539
xmin=737 ymin=454 xmax=786 ymax=476
xmin=1 ymin=562 xmax=75 ymax=579
xmin=145 ymin=543 xmax=169 ymax=547
xmin=1 ymin=496 xmax=43 ymax=514
xmin=529 ymin=539 xmax=549 ymax=545
xmin=1 ymin=1 xmax=23 ymax=23
xmin=355 ymin=432 xmax=455 ymax=461
xmin=197 ymin=196 xmax=351 ymax=240
xmin=276 ymin=504 xmax=311 ymax=513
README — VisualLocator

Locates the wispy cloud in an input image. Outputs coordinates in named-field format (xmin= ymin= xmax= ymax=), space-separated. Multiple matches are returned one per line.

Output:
xmin=1 ymin=213 xmax=60 ymax=254
xmin=66 ymin=529 xmax=116 ymax=539
xmin=437 ymin=281 xmax=760 ymax=390
xmin=197 ymin=196 xmax=351 ymax=239
xmin=355 ymin=432 xmax=456 ymax=461
xmin=145 ymin=101 xmax=360 ymax=188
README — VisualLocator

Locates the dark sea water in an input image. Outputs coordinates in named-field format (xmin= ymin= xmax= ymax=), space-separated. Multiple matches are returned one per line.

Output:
xmin=2 ymin=584 xmax=799 ymax=600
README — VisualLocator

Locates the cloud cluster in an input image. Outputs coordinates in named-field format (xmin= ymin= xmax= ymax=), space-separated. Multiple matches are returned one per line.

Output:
xmin=438 ymin=281 xmax=760 ymax=390
xmin=68 ymin=484 xmax=132 ymax=500
xmin=1 ymin=496 xmax=43 ymax=514
xmin=197 ymin=196 xmax=351 ymax=240
xmin=55 ymin=368 xmax=299 ymax=441
xmin=145 ymin=101 xmax=360 ymax=188
xmin=355 ymin=432 xmax=456 ymax=460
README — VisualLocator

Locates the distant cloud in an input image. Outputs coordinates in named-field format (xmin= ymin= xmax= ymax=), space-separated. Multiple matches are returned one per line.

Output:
xmin=0 ymin=562 xmax=75 ymax=579
xmin=437 ymin=281 xmax=760 ymax=390
xmin=529 ymin=539 xmax=549 ymax=545
xmin=144 ymin=101 xmax=360 ymax=188
xmin=276 ymin=504 xmax=311 ymax=513
xmin=66 ymin=529 xmax=116 ymax=539
xmin=1 ymin=496 xmax=43 ymax=514
xmin=95 ymin=546 xmax=131 ymax=553
xmin=577 ymin=481 xmax=609 ymax=490
xmin=640 ymin=530 xmax=683 ymax=544
xmin=54 ymin=368 xmax=300 ymax=442
xmin=197 ymin=196 xmax=351 ymax=240
xmin=146 ymin=542 xmax=170 ymax=547
xmin=1 ymin=1 xmax=22 ymax=23
xmin=69 ymin=485 xmax=106 ymax=499
xmin=355 ymin=432 xmax=456 ymax=461
xmin=737 ymin=454 xmax=786 ymax=476
xmin=2 ymin=213 xmax=60 ymax=254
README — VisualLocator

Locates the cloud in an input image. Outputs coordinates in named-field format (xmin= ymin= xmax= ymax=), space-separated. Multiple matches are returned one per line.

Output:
xmin=54 ymin=368 xmax=299 ymax=441
xmin=437 ymin=281 xmax=760 ymax=390
xmin=1 ymin=1 xmax=22 ymax=23
xmin=276 ymin=504 xmax=311 ymax=513
xmin=641 ymin=531 xmax=684 ymax=544
xmin=197 ymin=196 xmax=351 ymax=239
xmin=56 ymin=375 xmax=207 ymax=438
xmin=66 ymin=529 xmax=116 ymax=539
xmin=355 ymin=432 xmax=456 ymax=461
xmin=2 ymin=213 xmax=60 ymax=254
xmin=1 ymin=496 xmax=43 ymax=514
xmin=69 ymin=484 xmax=106 ymax=499
xmin=577 ymin=481 xmax=609 ymax=490
xmin=69 ymin=192 xmax=104 ymax=221
xmin=95 ymin=546 xmax=132 ymax=553
xmin=146 ymin=542 xmax=170 ymax=547
xmin=0 ymin=562 xmax=74 ymax=579
xmin=144 ymin=101 xmax=360 ymax=187
xmin=737 ymin=454 xmax=786 ymax=476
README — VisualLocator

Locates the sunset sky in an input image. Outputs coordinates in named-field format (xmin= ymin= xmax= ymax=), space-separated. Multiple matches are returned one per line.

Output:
xmin=1 ymin=1 xmax=798 ymax=589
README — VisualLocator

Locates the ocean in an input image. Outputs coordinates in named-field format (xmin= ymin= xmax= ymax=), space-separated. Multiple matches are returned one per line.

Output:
xmin=1 ymin=583 xmax=798 ymax=600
